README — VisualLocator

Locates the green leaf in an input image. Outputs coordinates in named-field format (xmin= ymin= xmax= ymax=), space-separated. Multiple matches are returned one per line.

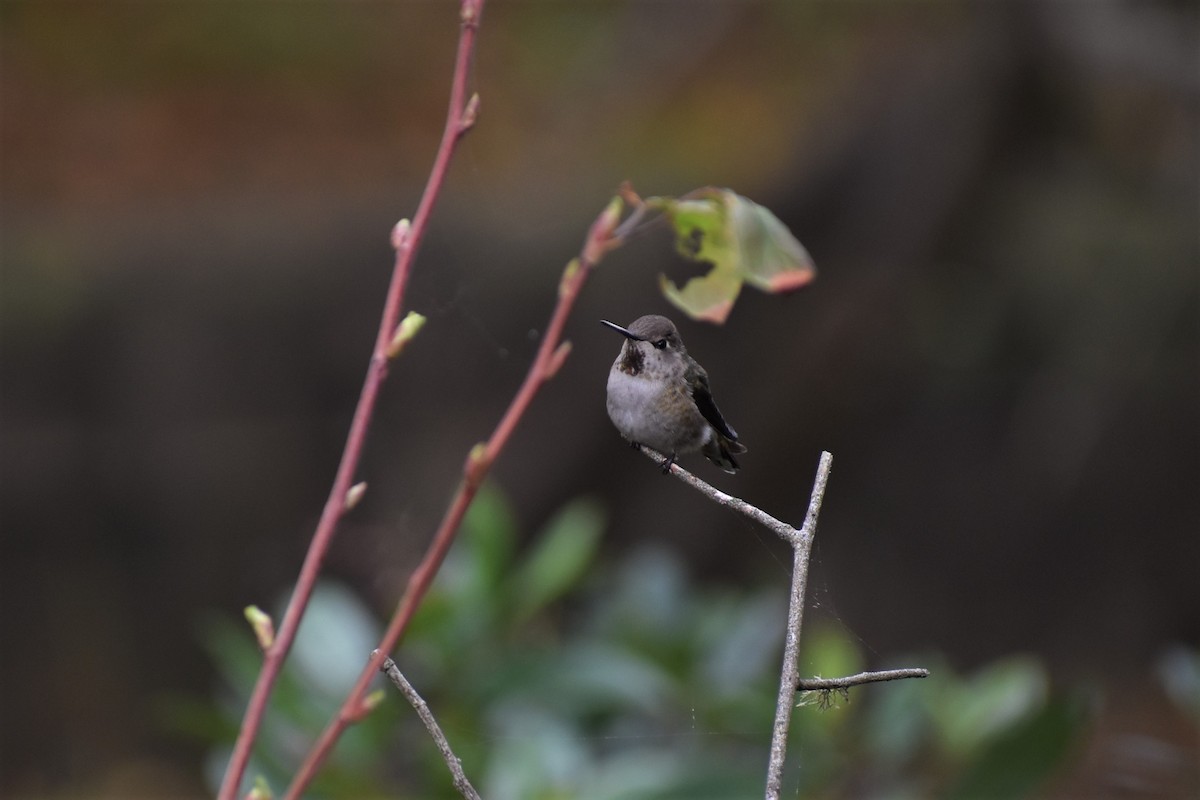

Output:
xmin=197 ymin=613 xmax=269 ymax=695
xmin=509 ymin=498 xmax=605 ymax=623
xmin=657 ymin=269 xmax=742 ymax=326
xmin=154 ymin=693 xmax=237 ymax=742
xmin=944 ymin=694 xmax=1089 ymax=800
xmin=802 ymin=624 xmax=865 ymax=682
xmin=728 ymin=192 xmax=817 ymax=292
xmin=653 ymin=188 xmax=815 ymax=323
xmin=289 ymin=583 xmax=381 ymax=701
xmin=935 ymin=656 xmax=1047 ymax=760
xmin=795 ymin=626 xmax=866 ymax=718
xmin=861 ymin=658 xmax=939 ymax=768
xmin=463 ymin=483 xmax=518 ymax=592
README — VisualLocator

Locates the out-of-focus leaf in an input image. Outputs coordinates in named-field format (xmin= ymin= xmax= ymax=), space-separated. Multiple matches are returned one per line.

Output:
xmin=653 ymin=188 xmax=815 ymax=323
xmin=728 ymin=192 xmax=816 ymax=292
xmin=509 ymin=498 xmax=604 ymax=622
xmin=290 ymin=583 xmax=382 ymax=701
xmin=1157 ymin=645 xmax=1200 ymax=718
xmin=197 ymin=614 xmax=268 ymax=696
xmin=464 ymin=482 xmax=518 ymax=592
xmin=657 ymin=268 xmax=742 ymax=325
xmin=945 ymin=693 xmax=1089 ymax=800
xmin=552 ymin=643 xmax=677 ymax=715
xmin=801 ymin=624 xmax=865 ymax=684
xmin=155 ymin=694 xmax=237 ymax=741
xmin=795 ymin=626 xmax=866 ymax=723
xmin=584 ymin=750 xmax=690 ymax=800
xmin=862 ymin=657 xmax=939 ymax=768
xmin=592 ymin=751 xmax=764 ymax=800
xmin=700 ymin=590 xmax=786 ymax=693
xmin=935 ymin=656 xmax=1047 ymax=759
xmin=601 ymin=546 xmax=689 ymax=639
xmin=482 ymin=706 xmax=588 ymax=800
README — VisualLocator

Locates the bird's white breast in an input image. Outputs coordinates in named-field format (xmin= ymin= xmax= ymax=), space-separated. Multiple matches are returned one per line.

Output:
xmin=606 ymin=366 xmax=709 ymax=454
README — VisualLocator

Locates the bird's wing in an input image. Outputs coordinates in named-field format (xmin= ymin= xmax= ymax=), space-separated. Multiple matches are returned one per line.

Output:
xmin=690 ymin=367 xmax=740 ymax=443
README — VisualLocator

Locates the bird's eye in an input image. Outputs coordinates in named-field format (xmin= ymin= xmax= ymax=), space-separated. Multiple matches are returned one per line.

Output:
xmin=652 ymin=339 xmax=668 ymax=349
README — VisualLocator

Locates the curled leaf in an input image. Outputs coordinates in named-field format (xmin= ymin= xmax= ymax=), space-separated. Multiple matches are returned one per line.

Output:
xmin=654 ymin=188 xmax=815 ymax=323
xmin=658 ymin=269 xmax=740 ymax=324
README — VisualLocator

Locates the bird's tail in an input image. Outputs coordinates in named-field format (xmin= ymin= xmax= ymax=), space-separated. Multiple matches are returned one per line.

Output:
xmin=703 ymin=434 xmax=747 ymax=474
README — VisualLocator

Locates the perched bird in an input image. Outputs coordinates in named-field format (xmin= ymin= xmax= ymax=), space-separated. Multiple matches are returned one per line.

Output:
xmin=602 ymin=315 xmax=746 ymax=474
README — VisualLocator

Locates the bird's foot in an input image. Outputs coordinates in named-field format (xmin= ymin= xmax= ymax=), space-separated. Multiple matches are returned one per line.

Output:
xmin=659 ymin=452 xmax=677 ymax=474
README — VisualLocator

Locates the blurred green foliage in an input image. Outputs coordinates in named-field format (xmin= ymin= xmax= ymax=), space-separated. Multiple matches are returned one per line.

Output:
xmin=175 ymin=485 xmax=1095 ymax=798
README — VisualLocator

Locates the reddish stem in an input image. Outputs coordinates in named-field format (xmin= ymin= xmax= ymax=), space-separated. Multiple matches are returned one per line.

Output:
xmin=216 ymin=3 xmax=484 ymax=798
xmin=282 ymin=197 xmax=625 ymax=800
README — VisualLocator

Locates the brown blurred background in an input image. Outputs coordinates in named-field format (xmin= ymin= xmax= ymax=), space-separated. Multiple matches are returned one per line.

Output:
xmin=2 ymin=1 xmax=1197 ymax=797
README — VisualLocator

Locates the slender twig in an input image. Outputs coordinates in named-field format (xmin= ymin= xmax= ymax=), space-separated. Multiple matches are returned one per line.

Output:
xmin=216 ymin=4 xmax=485 ymax=798
xmin=765 ymin=451 xmax=831 ymax=800
xmin=797 ymin=668 xmax=930 ymax=691
xmin=378 ymin=653 xmax=482 ymax=800
xmin=636 ymin=446 xmax=800 ymax=544
xmin=797 ymin=669 xmax=930 ymax=711
xmin=282 ymin=193 xmax=627 ymax=798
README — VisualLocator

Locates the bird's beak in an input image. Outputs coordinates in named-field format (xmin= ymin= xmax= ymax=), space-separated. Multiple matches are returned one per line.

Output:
xmin=600 ymin=319 xmax=644 ymax=341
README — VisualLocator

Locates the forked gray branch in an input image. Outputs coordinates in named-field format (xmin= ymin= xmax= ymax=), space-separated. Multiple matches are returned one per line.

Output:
xmin=643 ymin=447 xmax=926 ymax=798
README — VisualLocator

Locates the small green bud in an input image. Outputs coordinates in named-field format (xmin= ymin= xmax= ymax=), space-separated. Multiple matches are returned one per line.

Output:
xmin=558 ymin=259 xmax=581 ymax=298
xmin=391 ymin=218 xmax=412 ymax=250
xmin=465 ymin=442 xmax=489 ymax=485
xmin=247 ymin=775 xmax=273 ymax=800
xmin=243 ymin=606 xmax=275 ymax=651
xmin=460 ymin=93 xmax=480 ymax=131
xmin=387 ymin=311 xmax=427 ymax=359
xmin=344 ymin=481 xmax=367 ymax=510
xmin=545 ymin=340 xmax=572 ymax=378
xmin=362 ymin=689 xmax=386 ymax=713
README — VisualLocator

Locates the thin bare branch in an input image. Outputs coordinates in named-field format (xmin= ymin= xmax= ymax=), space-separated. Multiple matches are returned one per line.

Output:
xmin=797 ymin=668 xmax=930 ymax=691
xmin=378 ymin=654 xmax=481 ymax=800
xmin=217 ymin=3 xmax=486 ymax=798
xmin=281 ymin=193 xmax=628 ymax=798
xmin=765 ymin=451 xmax=832 ymax=800
xmin=636 ymin=445 xmax=800 ymax=545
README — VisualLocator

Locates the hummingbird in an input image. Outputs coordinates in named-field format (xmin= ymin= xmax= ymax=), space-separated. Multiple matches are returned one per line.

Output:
xmin=602 ymin=314 xmax=746 ymax=474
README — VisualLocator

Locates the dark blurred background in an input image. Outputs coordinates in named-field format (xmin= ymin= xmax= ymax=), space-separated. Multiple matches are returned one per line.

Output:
xmin=2 ymin=1 xmax=1197 ymax=797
